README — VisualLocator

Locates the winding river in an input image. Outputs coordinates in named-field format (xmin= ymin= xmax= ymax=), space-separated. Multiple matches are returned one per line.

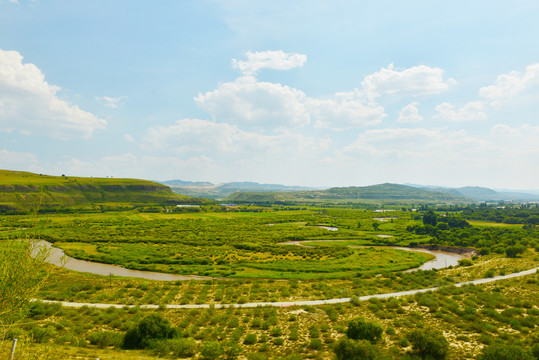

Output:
xmin=42 ymin=239 xmax=466 ymax=281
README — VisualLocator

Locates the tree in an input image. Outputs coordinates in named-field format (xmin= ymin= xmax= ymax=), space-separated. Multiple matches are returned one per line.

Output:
xmin=1 ymin=225 xmax=55 ymax=327
xmin=505 ymin=245 xmax=525 ymax=258
xmin=333 ymin=338 xmax=383 ymax=360
xmin=422 ymin=210 xmax=438 ymax=226
xmin=346 ymin=317 xmax=383 ymax=343
xmin=407 ymin=328 xmax=449 ymax=360
xmin=123 ymin=314 xmax=176 ymax=349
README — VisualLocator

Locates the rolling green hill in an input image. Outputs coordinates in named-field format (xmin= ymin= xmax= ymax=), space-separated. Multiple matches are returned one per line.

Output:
xmin=0 ymin=169 xmax=208 ymax=212
xmin=226 ymin=183 xmax=468 ymax=205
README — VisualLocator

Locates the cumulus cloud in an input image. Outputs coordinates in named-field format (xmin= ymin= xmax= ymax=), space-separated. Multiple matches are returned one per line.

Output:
xmin=397 ymin=102 xmax=423 ymax=123
xmin=195 ymin=76 xmax=385 ymax=130
xmin=434 ymin=101 xmax=487 ymax=122
xmin=124 ymin=134 xmax=135 ymax=142
xmin=232 ymin=50 xmax=307 ymax=75
xmin=361 ymin=63 xmax=456 ymax=100
xmin=195 ymin=76 xmax=309 ymax=128
xmin=143 ymin=118 xmax=329 ymax=157
xmin=308 ymin=92 xmax=386 ymax=128
xmin=0 ymin=49 xmax=106 ymax=139
xmin=479 ymin=63 xmax=539 ymax=100
xmin=98 ymin=95 xmax=127 ymax=108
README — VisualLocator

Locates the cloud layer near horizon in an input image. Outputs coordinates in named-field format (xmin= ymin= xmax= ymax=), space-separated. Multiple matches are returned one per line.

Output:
xmin=1 ymin=49 xmax=538 ymax=188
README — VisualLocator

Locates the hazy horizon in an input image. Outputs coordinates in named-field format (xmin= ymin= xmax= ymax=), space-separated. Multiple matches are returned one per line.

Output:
xmin=1 ymin=1 xmax=538 ymax=189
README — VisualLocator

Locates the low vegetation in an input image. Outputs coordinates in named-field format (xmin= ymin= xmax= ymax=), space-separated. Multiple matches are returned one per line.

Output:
xmin=0 ymin=176 xmax=538 ymax=359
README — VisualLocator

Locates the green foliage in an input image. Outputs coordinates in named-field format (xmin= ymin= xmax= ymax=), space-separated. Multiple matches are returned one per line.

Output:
xmin=1 ymin=235 xmax=53 ymax=324
xmin=88 ymin=331 xmax=123 ymax=348
xmin=422 ymin=210 xmax=438 ymax=226
xmin=243 ymin=333 xmax=257 ymax=345
xmin=122 ymin=313 xmax=175 ymax=349
xmin=333 ymin=338 xmax=383 ymax=360
xmin=346 ymin=317 xmax=383 ymax=343
xmin=407 ymin=327 xmax=449 ymax=360
xmin=200 ymin=341 xmax=224 ymax=360
xmin=477 ymin=343 xmax=533 ymax=360
xmin=505 ymin=245 xmax=526 ymax=258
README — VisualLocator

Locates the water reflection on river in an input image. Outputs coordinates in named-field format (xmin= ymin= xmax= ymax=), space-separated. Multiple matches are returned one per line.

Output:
xmin=42 ymin=240 xmax=464 ymax=281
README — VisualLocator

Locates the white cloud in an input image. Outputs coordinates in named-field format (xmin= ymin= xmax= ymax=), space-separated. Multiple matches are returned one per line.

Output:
xmin=195 ymin=76 xmax=310 ymax=128
xmin=0 ymin=49 xmax=106 ymax=139
xmin=232 ymin=50 xmax=307 ymax=75
xmin=479 ymin=63 xmax=539 ymax=100
xmin=397 ymin=102 xmax=423 ymax=123
xmin=434 ymin=101 xmax=487 ymax=122
xmin=343 ymin=128 xmax=484 ymax=158
xmin=98 ymin=95 xmax=127 ymax=108
xmin=0 ymin=149 xmax=39 ymax=170
xmin=195 ymin=76 xmax=385 ymax=130
xmin=124 ymin=134 xmax=135 ymax=142
xmin=144 ymin=118 xmax=329 ymax=157
xmin=361 ymin=63 xmax=456 ymax=100
xmin=308 ymin=93 xmax=386 ymax=128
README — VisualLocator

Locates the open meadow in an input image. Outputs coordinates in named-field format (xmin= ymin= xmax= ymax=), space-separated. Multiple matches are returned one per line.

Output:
xmin=1 ymin=204 xmax=538 ymax=359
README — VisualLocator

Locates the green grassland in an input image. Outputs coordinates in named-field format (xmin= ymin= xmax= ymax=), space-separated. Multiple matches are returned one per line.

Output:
xmin=1 ymin=208 xmax=435 ymax=279
xmin=3 ymin=255 xmax=537 ymax=359
xmin=1 ymin=172 xmax=538 ymax=359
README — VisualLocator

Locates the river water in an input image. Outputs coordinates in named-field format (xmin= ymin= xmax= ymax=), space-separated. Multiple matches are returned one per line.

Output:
xmin=42 ymin=240 xmax=464 ymax=281
xmin=41 ymin=241 xmax=210 ymax=281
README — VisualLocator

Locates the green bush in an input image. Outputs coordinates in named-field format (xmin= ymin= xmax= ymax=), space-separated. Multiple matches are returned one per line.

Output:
xmin=200 ymin=341 xmax=224 ymax=360
xmin=458 ymin=259 xmax=473 ymax=267
xmin=167 ymin=338 xmax=197 ymax=357
xmin=88 ymin=331 xmax=123 ymax=348
xmin=243 ymin=333 xmax=257 ymax=345
xmin=407 ymin=328 xmax=449 ymax=360
xmin=346 ymin=317 xmax=383 ymax=343
xmin=122 ymin=313 xmax=176 ymax=349
xmin=333 ymin=338 xmax=383 ymax=360
xmin=478 ymin=343 xmax=533 ymax=360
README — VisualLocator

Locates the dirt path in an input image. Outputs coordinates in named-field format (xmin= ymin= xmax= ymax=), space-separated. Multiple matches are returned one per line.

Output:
xmin=38 ymin=267 xmax=538 ymax=309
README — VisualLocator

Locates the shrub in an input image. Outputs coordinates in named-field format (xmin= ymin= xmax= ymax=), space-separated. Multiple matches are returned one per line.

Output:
xmin=309 ymin=338 xmax=323 ymax=350
xmin=88 ymin=331 xmax=123 ymax=348
xmin=333 ymin=338 xmax=383 ymax=360
xmin=407 ymin=328 xmax=449 ymax=360
xmin=346 ymin=317 xmax=383 ymax=343
xmin=122 ymin=313 xmax=175 ymax=349
xmin=200 ymin=341 xmax=224 ymax=360
xmin=458 ymin=259 xmax=473 ymax=267
xmin=477 ymin=343 xmax=533 ymax=360
xmin=243 ymin=333 xmax=257 ymax=345
xmin=169 ymin=338 xmax=197 ymax=358
xmin=505 ymin=245 xmax=525 ymax=258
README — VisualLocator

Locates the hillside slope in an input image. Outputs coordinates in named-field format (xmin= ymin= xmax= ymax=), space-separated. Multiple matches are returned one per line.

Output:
xmin=226 ymin=183 xmax=468 ymax=204
xmin=160 ymin=179 xmax=317 ymax=199
xmin=0 ymin=170 xmax=207 ymax=212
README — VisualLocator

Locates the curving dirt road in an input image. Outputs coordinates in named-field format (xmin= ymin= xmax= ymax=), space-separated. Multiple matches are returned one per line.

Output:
xmin=38 ymin=267 xmax=538 ymax=310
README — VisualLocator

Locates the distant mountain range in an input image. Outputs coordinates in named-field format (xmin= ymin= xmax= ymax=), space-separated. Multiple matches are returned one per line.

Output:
xmin=162 ymin=179 xmax=539 ymax=203
xmin=407 ymin=184 xmax=539 ymax=202
xmin=159 ymin=180 xmax=318 ymax=199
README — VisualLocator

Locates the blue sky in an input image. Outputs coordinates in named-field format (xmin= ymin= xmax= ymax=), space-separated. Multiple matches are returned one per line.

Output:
xmin=1 ymin=0 xmax=538 ymax=189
